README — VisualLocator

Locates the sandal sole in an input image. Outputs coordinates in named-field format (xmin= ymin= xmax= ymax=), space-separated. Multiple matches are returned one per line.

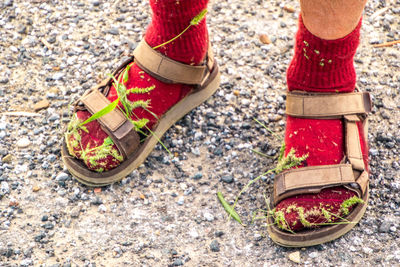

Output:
xmin=61 ymin=70 xmax=220 ymax=187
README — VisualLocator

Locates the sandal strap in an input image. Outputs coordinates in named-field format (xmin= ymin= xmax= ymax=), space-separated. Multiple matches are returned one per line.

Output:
xmin=80 ymin=89 xmax=140 ymax=160
xmin=273 ymin=89 xmax=372 ymax=206
xmin=133 ymin=39 xmax=214 ymax=86
xmin=75 ymin=40 xmax=216 ymax=160
xmin=273 ymin=164 xmax=369 ymax=206
xmin=286 ymin=91 xmax=372 ymax=118
xmin=345 ymin=115 xmax=365 ymax=171
xmin=274 ymin=164 xmax=359 ymax=205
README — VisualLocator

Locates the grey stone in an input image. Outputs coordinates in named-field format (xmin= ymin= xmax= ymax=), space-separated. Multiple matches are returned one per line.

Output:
xmin=203 ymin=212 xmax=214 ymax=222
xmin=193 ymin=172 xmax=203 ymax=180
xmin=91 ymin=196 xmax=103 ymax=205
xmin=210 ymin=240 xmax=220 ymax=252
xmin=379 ymin=220 xmax=391 ymax=233
xmin=177 ymin=196 xmax=184 ymax=205
xmin=56 ymin=172 xmax=69 ymax=181
xmin=309 ymin=252 xmax=318 ymax=258
xmin=221 ymin=175 xmax=233 ymax=183
xmin=4 ymin=0 xmax=13 ymax=7
xmin=48 ymin=114 xmax=60 ymax=121
xmin=173 ymin=259 xmax=183 ymax=266
xmin=52 ymin=73 xmax=64 ymax=80
xmin=1 ymin=182 xmax=10 ymax=194
xmin=108 ymin=28 xmax=119 ymax=35
xmin=70 ymin=207 xmax=81 ymax=218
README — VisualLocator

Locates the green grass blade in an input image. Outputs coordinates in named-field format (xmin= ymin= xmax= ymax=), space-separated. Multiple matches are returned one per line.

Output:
xmin=251 ymin=149 xmax=275 ymax=159
xmin=128 ymin=85 xmax=155 ymax=94
xmin=217 ymin=192 xmax=244 ymax=226
xmin=107 ymin=73 xmax=119 ymax=86
xmin=190 ymin=8 xmax=207 ymax=25
xmin=253 ymin=118 xmax=283 ymax=142
xmin=153 ymin=9 xmax=207 ymax=50
xmin=123 ymin=63 xmax=131 ymax=83
xmin=232 ymin=168 xmax=275 ymax=209
xmin=79 ymin=98 xmax=119 ymax=127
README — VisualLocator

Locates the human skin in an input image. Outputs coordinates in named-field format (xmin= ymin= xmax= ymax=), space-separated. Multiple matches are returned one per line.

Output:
xmin=300 ymin=0 xmax=368 ymax=40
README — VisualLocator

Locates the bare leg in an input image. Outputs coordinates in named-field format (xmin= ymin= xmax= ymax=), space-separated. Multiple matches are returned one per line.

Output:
xmin=301 ymin=0 xmax=367 ymax=39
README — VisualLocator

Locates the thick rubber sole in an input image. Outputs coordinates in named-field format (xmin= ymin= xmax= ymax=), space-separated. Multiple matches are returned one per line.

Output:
xmin=61 ymin=70 xmax=220 ymax=187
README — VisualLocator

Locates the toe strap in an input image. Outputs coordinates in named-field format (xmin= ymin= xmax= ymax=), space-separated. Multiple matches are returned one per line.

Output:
xmin=273 ymin=164 xmax=368 ymax=206
xmin=80 ymin=89 xmax=140 ymax=159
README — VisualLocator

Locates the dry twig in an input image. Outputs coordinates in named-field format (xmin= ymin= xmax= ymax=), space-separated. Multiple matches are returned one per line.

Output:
xmin=373 ymin=40 xmax=400 ymax=48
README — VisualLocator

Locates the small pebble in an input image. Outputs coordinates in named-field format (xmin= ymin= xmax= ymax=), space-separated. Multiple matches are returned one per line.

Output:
xmin=193 ymin=172 xmax=203 ymax=180
xmin=309 ymin=252 xmax=318 ymax=258
xmin=259 ymin=34 xmax=271 ymax=44
xmin=17 ymin=138 xmax=31 ymax=148
xmin=210 ymin=240 xmax=220 ymax=252
xmin=70 ymin=207 xmax=81 ymax=218
xmin=0 ymin=78 xmax=9 ymax=84
xmin=221 ymin=175 xmax=234 ymax=184
xmin=56 ymin=172 xmax=69 ymax=182
xmin=288 ymin=251 xmax=301 ymax=264
xmin=283 ymin=5 xmax=295 ymax=13
xmin=379 ymin=219 xmax=391 ymax=233
xmin=203 ymin=212 xmax=214 ymax=222
xmin=214 ymin=231 xmax=224 ymax=237
xmin=177 ymin=196 xmax=184 ymax=205
xmin=2 ymin=154 xmax=12 ymax=163
xmin=32 ymin=186 xmax=41 ymax=192
xmin=363 ymin=247 xmax=373 ymax=254
xmin=1 ymin=182 xmax=10 ymax=194
xmin=33 ymin=99 xmax=50 ymax=111
xmin=173 ymin=259 xmax=183 ymax=266
xmin=98 ymin=204 xmax=107 ymax=213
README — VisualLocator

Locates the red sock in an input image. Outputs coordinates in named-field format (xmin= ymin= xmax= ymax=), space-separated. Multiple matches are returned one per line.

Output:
xmin=275 ymin=16 xmax=368 ymax=231
xmin=68 ymin=0 xmax=209 ymax=171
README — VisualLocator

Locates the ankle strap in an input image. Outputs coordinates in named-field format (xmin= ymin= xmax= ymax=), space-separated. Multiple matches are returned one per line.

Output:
xmin=133 ymin=39 xmax=215 ymax=86
xmin=286 ymin=91 xmax=372 ymax=118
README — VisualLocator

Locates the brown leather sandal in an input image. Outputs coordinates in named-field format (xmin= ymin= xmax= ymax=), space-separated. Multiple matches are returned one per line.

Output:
xmin=267 ymin=90 xmax=372 ymax=247
xmin=61 ymin=40 xmax=220 ymax=186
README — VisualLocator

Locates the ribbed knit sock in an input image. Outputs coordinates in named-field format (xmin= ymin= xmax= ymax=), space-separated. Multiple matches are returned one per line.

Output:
xmin=275 ymin=16 xmax=368 ymax=231
xmin=67 ymin=0 xmax=209 ymax=172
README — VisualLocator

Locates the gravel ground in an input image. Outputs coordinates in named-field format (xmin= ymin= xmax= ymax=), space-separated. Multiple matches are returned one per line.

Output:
xmin=0 ymin=0 xmax=400 ymax=266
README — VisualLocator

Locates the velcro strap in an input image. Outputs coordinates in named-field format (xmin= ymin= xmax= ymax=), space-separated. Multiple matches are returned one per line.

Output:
xmin=133 ymin=40 xmax=209 ymax=85
xmin=80 ymin=90 xmax=139 ymax=159
xmin=81 ymin=89 xmax=127 ymax=132
xmin=286 ymin=92 xmax=372 ymax=118
xmin=273 ymin=164 xmax=356 ymax=205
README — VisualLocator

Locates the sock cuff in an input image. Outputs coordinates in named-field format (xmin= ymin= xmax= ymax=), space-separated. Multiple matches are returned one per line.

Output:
xmin=287 ymin=15 xmax=362 ymax=92
xmin=297 ymin=15 xmax=361 ymax=62
xmin=149 ymin=0 xmax=209 ymax=24
xmin=144 ymin=0 xmax=209 ymax=65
